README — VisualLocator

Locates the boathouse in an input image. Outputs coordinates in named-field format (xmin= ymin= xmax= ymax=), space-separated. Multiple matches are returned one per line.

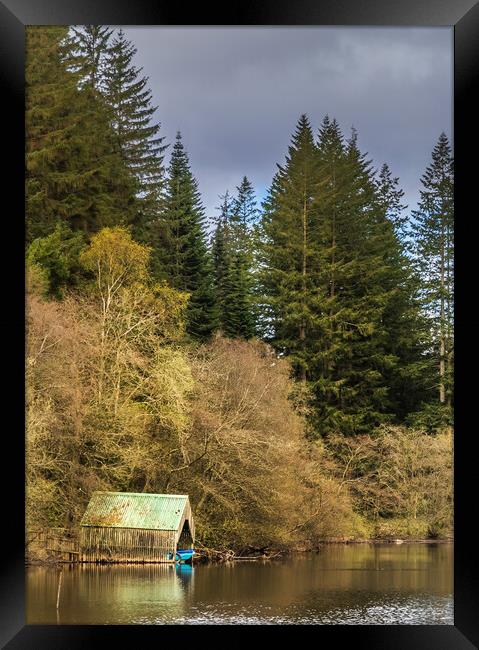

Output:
xmin=79 ymin=491 xmax=195 ymax=563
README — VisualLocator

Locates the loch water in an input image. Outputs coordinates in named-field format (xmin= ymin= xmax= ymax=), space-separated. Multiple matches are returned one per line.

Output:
xmin=26 ymin=542 xmax=453 ymax=625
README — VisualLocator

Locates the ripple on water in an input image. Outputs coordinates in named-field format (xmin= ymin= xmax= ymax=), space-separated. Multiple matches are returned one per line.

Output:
xmin=136 ymin=595 xmax=453 ymax=625
xmin=27 ymin=544 xmax=454 ymax=625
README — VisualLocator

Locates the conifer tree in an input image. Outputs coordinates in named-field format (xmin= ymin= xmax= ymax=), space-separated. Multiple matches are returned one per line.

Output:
xmin=213 ymin=177 xmax=258 ymax=339
xmin=374 ymin=163 xmax=430 ymax=420
xmin=310 ymin=120 xmax=395 ymax=435
xmin=311 ymin=116 xmax=349 ymax=400
xmin=26 ymin=26 xmax=137 ymax=241
xmin=103 ymin=29 xmax=167 ymax=238
xmin=259 ymin=114 xmax=323 ymax=379
xmin=311 ymin=123 xmax=431 ymax=434
xmin=26 ymin=26 xmax=72 ymax=240
xmin=260 ymin=114 xmax=426 ymax=436
xmin=222 ymin=251 xmax=256 ymax=339
xmin=231 ymin=177 xmax=257 ymax=338
xmin=376 ymin=163 xmax=408 ymax=235
xmin=232 ymin=176 xmax=258 ymax=240
xmin=70 ymin=25 xmax=113 ymax=92
xmin=160 ymin=132 xmax=217 ymax=338
xmin=410 ymin=133 xmax=454 ymax=412
xmin=211 ymin=192 xmax=233 ymax=331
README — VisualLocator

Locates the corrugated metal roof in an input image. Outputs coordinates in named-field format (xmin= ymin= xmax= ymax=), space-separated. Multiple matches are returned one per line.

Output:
xmin=80 ymin=492 xmax=189 ymax=531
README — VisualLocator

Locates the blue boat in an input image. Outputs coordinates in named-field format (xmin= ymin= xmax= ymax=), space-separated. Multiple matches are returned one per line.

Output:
xmin=175 ymin=549 xmax=195 ymax=563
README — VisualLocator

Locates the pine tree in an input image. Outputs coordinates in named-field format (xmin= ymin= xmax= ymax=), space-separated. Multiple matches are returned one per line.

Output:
xmin=70 ymin=25 xmax=113 ymax=92
xmin=160 ymin=132 xmax=217 ymax=338
xmin=103 ymin=29 xmax=167 ymax=239
xmin=374 ymin=162 xmax=430 ymax=421
xmin=311 ymin=122 xmax=433 ymax=434
xmin=211 ymin=191 xmax=233 ymax=331
xmin=231 ymin=177 xmax=257 ymax=339
xmin=26 ymin=26 xmax=72 ymax=240
xmin=410 ymin=133 xmax=454 ymax=413
xmin=232 ymin=176 xmax=258 ymax=239
xmin=259 ymin=114 xmax=323 ymax=379
xmin=213 ymin=177 xmax=258 ymax=339
xmin=259 ymin=114 xmax=425 ymax=436
xmin=222 ymin=251 xmax=256 ymax=339
xmin=376 ymin=163 xmax=408 ymax=235
xmin=311 ymin=116 xmax=349 ymax=403
xmin=26 ymin=26 xmax=137 ymax=241
xmin=310 ymin=120 xmax=396 ymax=435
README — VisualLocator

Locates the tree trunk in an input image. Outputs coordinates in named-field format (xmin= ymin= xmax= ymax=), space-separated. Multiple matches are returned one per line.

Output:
xmin=299 ymin=194 xmax=307 ymax=381
xmin=439 ymin=216 xmax=446 ymax=404
xmin=328 ymin=169 xmax=337 ymax=379
xmin=445 ymin=220 xmax=452 ymax=409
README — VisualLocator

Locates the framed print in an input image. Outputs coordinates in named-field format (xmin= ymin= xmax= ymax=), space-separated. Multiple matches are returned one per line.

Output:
xmin=1 ymin=0 xmax=477 ymax=647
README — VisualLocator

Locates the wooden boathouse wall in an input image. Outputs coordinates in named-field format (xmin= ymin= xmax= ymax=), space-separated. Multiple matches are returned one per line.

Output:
xmin=79 ymin=527 xmax=177 ymax=563
xmin=79 ymin=492 xmax=195 ymax=564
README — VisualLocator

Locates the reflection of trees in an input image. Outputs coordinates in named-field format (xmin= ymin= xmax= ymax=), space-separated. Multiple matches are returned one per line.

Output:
xmin=26 ymin=545 xmax=452 ymax=624
xmin=191 ymin=545 xmax=453 ymax=609
xmin=27 ymin=564 xmax=188 ymax=624
xmin=80 ymin=565 xmax=185 ymax=606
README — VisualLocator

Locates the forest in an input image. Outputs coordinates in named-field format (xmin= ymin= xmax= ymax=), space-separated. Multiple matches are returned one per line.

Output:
xmin=26 ymin=26 xmax=453 ymax=550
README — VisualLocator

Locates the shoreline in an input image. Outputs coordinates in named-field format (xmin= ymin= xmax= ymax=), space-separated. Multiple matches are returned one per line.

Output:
xmin=26 ymin=537 xmax=453 ymax=567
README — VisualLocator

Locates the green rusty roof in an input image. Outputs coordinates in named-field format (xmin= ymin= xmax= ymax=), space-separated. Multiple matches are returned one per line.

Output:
xmin=80 ymin=492 xmax=189 ymax=531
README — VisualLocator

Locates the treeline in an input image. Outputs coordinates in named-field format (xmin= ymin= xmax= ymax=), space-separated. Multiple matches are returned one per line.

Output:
xmin=26 ymin=26 xmax=453 ymax=544
xmin=26 ymin=229 xmax=452 ymax=545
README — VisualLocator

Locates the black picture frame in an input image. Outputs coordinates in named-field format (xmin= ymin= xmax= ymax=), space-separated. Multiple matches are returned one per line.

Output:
xmin=1 ymin=0 xmax=477 ymax=647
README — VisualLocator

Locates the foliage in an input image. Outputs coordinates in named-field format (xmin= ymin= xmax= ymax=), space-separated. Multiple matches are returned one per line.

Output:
xmin=211 ymin=192 xmax=233 ymax=329
xmin=79 ymin=226 xmax=151 ymax=290
xmin=259 ymin=115 xmax=429 ymax=436
xmin=26 ymin=236 xmax=191 ymax=527
xmin=70 ymin=25 xmax=113 ymax=92
xmin=160 ymin=335 xmax=367 ymax=547
xmin=212 ymin=178 xmax=257 ymax=340
xmin=259 ymin=114 xmax=322 ymax=378
xmin=26 ymin=276 xmax=366 ymax=545
xmin=325 ymin=426 xmax=453 ymax=538
xmin=25 ymin=24 xmax=454 ymax=547
xmin=154 ymin=132 xmax=217 ymax=338
xmin=26 ymin=263 xmax=52 ymax=300
xmin=26 ymin=26 xmax=138 ymax=241
xmin=103 ymin=28 xmax=167 ymax=237
xmin=27 ymin=223 xmax=87 ymax=298
xmin=410 ymin=133 xmax=454 ymax=413
xmin=406 ymin=401 xmax=453 ymax=434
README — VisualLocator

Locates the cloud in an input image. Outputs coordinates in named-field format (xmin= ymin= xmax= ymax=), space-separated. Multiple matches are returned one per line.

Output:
xmin=121 ymin=26 xmax=452 ymax=217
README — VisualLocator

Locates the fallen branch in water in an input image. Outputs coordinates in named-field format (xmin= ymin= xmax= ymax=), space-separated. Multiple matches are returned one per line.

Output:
xmin=194 ymin=543 xmax=285 ymax=562
xmin=194 ymin=544 xmax=235 ymax=562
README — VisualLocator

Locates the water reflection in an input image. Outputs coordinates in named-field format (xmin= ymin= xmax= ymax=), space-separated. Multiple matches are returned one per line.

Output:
xmin=28 ymin=564 xmax=193 ymax=625
xmin=26 ymin=543 xmax=453 ymax=625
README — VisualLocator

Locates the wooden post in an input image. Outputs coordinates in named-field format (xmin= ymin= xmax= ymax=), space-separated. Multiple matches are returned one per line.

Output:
xmin=56 ymin=569 xmax=63 ymax=611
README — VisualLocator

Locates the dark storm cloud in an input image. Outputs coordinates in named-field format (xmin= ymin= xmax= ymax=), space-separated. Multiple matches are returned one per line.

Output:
xmin=120 ymin=26 xmax=452 ymax=221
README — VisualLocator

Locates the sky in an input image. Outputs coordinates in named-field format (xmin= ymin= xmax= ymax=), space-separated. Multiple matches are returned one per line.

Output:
xmin=120 ymin=26 xmax=453 ymax=224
